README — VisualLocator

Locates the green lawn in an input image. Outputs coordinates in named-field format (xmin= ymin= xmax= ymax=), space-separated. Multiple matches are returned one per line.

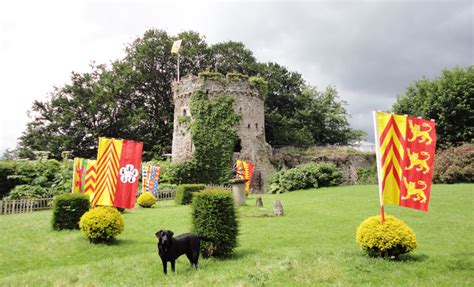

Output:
xmin=0 ymin=184 xmax=473 ymax=286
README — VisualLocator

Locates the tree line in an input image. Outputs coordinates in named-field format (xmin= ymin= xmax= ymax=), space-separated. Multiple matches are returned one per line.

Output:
xmin=15 ymin=29 xmax=364 ymax=160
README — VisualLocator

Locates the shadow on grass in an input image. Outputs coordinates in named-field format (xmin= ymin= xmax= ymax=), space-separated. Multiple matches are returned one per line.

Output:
xmin=88 ymin=238 xmax=152 ymax=246
xmin=202 ymin=248 xmax=257 ymax=262
xmin=356 ymin=251 xmax=429 ymax=263
xmin=397 ymin=253 xmax=429 ymax=262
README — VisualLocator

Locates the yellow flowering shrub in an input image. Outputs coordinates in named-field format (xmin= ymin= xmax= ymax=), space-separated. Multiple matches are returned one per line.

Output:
xmin=356 ymin=215 xmax=416 ymax=258
xmin=79 ymin=206 xmax=125 ymax=243
xmin=137 ymin=192 xmax=157 ymax=208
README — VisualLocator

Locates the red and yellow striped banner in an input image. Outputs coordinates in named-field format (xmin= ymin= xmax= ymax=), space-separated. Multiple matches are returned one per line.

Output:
xmin=72 ymin=158 xmax=96 ymax=196
xmin=236 ymin=160 xmax=255 ymax=194
xmin=375 ymin=112 xmax=436 ymax=212
xmin=91 ymin=137 xmax=143 ymax=209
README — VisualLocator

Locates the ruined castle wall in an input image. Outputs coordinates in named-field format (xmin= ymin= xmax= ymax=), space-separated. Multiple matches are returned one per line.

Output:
xmin=171 ymin=75 xmax=275 ymax=191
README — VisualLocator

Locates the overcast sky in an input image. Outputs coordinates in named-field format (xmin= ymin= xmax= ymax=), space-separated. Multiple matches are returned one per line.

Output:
xmin=0 ymin=0 xmax=472 ymax=154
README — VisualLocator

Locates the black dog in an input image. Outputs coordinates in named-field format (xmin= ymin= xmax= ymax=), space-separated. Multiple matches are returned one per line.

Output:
xmin=155 ymin=230 xmax=211 ymax=274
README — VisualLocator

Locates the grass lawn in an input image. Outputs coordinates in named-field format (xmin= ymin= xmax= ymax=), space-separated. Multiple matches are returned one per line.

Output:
xmin=0 ymin=184 xmax=473 ymax=286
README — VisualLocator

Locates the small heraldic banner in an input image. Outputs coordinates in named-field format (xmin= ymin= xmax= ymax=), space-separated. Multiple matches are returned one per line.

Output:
xmin=142 ymin=163 xmax=161 ymax=197
xmin=72 ymin=158 xmax=96 ymax=197
xmin=375 ymin=111 xmax=436 ymax=212
xmin=92 ymin=137 xmax=143 ymax=209
xmin=171 ymin=39 xmax=182 ymax=54
xmin=235 ymin=160 xmax=255 ymax=194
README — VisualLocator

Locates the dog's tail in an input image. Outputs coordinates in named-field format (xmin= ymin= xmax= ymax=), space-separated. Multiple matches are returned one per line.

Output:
xmin=198 ymin=235 xmax=213 ymax=242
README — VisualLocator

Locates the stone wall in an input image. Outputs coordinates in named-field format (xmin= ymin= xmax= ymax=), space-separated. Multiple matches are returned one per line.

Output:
xmin=172 ymin=74 xmax=275 ymax=191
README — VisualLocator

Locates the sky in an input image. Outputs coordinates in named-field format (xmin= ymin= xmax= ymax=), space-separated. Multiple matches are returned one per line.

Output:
xmin=0 ymin=0 xmax=472 ymax=154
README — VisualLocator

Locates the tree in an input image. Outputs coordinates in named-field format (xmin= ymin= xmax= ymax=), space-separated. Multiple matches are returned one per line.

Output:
xmin=209 ymin=41 xmax=259 ymax=75
xmin=258 ymin=62 xmax=306 ymax=146
xmin=259 ymin=63 xmax=365 ymax=146
xmin=18 ymin=30 xmax=218 ymax=160
xmin=1 ymin=148 xmax=18 ymax=160
xmin=18 ymin=29 xmax=364 ymax=159
xmin=19 ymin=65 xmax=111 ymax=159
xmin=303 ymin=86 xmax=366 ymax=145
xmin=392 ymin=66 xmax=473 ymax=148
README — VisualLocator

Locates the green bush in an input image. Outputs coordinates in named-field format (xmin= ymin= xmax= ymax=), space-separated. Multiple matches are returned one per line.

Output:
xmin=192 ymin=189 xmax=238 ymax=258
xmin=434 ymin=143 xmax=473 ymax=184
xmin=356 ymin=215 xmax=417 ymax=258
xmin=175 ymin=184 xmax=206 ymax=205
xmin=2 ymin=159 xmax=72 ymax=199
xmin=159 ymin=183 xmax=177 ymax=192
xmin=268 ymin=162 xmax=343 ymax=193
xmin=137 ymin=192 xmax=156 ymax=208
xmin=51 ymin=193 xmax=90 ymax=230
xmin=356 ymin=165 xmax=378 ymax=185
xmin=8 ymin=184 xmax=50 ymax=199
xmin=167 ymin=160 xmax=200 ymax=184
xmin=0 ymin=161 xmax=19 ymax=198
xmin=79 ymin=206 xmax=125 ymax=243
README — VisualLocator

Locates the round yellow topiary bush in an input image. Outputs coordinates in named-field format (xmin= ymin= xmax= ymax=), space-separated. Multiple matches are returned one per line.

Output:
xmin=356 ymin=215 xmax=417 ymax=258
xmin=79 ymin=206 xmax=125 ymax=243
xmin=137 ymin=192 xmax=157 ymax=208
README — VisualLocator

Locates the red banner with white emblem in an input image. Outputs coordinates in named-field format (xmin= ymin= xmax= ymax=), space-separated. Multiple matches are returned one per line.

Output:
xmin=92 ymin=137 xmax=143 ymax=209
xmin=114 ymin=140 xmax=143 ymax=209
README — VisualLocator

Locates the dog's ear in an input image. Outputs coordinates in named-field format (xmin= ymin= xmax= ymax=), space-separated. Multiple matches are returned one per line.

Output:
xmin=168 ymin=230 xmax=174 ymax=238
xmin=155 ymin=230 xmax=163 ymax=239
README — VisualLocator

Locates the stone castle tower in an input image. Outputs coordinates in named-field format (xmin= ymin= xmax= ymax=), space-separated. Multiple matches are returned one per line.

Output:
xmin=171 ymin=74 xmax=275 ymax=191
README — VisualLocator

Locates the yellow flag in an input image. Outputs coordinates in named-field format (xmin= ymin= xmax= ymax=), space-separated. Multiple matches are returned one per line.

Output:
xmin=171 ymin=39 xmax=182 ymax=54
xmin=376 ymin=112 xmax=407 ymax=205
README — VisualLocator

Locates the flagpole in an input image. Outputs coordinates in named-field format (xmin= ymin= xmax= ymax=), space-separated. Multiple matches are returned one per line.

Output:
xmin=373 ymin=111 xmax=385 ymax=224
xmin=177 ymin=53 xmax=180 ymax=82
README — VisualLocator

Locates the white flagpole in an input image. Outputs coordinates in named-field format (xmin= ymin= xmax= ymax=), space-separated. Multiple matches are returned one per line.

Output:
xmin=177 ymin=53 xmax=180 ymax=82
xmin=372 ymin=111 xmax=385 ymax=224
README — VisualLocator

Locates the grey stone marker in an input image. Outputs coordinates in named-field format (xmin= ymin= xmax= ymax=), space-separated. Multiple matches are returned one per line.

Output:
xmin=230 ymin=178 xmax=247 ymax=206
xmin=273 ymin=200 xmax=284 ymax=216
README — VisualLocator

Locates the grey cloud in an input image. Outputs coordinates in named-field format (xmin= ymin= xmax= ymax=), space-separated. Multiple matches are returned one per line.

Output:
xmin=1 ymin=1 xmax=471 ymax=151
xmin=205 ymin=1 xmax=472 ymax=141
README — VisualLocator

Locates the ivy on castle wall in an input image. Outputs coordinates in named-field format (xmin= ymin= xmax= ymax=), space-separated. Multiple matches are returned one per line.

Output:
xmin=190 ymin=91 xmax=240 ymax=184
xmin=249 ymin=76 xmax=268 ymax=99
xmin=170 ymin=90 xmax=240 ymax=185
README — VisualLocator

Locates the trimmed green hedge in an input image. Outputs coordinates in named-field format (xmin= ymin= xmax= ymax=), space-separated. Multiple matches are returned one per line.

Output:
xmin=52 ymin=193 xmax=90 ymax=230
xmin=175 ymin=184 xmax=205 ymax=205
xmin=192 ymin=189 xmax=238 ymax=258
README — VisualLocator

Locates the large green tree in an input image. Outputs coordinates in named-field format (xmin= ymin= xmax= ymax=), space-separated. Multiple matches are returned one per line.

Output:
xmin=392 ymin=66 xmax=473 ymax=148
xmin=18 ymin=28 xmax=364 ymax=159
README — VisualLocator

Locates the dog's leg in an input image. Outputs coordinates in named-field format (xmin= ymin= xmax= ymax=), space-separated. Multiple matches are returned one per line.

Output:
xmin=171 ymin=259 xmax=176 ymax=273
xmin=194 ymin=256 xmax=199 ymax=270
xmin=193 ymin=251 xmax=199 ymax=270
xmin=162 ymin=259 xmax=168 ymax=274
xmin=185 ymin=252 xmax=199 ymax=269
xmin=186 ymin=252 xmax=194 ymax=267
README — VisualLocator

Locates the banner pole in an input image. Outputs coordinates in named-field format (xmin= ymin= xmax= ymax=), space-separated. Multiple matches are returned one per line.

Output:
xmin=373 ymin=111 xmax=385 ymax=224
xmin=177 ymin=53 xmax=180 ymax=82
xmin=71 ymin=158 xmax=77 ymax=193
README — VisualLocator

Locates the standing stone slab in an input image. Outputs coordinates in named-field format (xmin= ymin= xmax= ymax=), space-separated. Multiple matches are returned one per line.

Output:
xmin=273 ymin=200 xmax=284 ymax=216
xmin=230 ymin=178 xmax=247 ymax=206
